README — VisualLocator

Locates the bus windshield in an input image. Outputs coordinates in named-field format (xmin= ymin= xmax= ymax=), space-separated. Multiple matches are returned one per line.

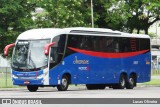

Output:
xmin=12 ymin=39 xmax=50 ymax=71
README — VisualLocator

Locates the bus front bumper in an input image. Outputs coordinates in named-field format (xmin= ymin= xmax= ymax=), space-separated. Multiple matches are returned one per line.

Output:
xmin=12 ymin=78 xmax=44 ymax=85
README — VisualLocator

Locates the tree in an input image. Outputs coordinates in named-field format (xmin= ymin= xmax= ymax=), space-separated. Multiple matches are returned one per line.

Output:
xmin=125 ymin=0 xmax=160 ymax=34
xmin=0 ymin=0 xmax=36 ymax=55
xmin=90 ymin=0 xmax=131 ymax=31
xmin=35 ymin=0 xmax=91 ymax=28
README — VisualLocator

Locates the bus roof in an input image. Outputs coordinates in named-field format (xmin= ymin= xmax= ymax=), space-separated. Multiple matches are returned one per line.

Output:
xmin=17 ymin=27 xmax=150 ymax=40
xmin=17 ymin=28 xmax=63 ymax=40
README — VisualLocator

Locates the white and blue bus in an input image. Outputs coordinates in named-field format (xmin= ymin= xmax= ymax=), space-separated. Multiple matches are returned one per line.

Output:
xmin=4 ymin=28 xmax=151 ymax=92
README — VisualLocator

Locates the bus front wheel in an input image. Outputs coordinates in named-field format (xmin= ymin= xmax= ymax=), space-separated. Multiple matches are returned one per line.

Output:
xmin=27 ymin=85 xmax=38 ymax=92
xmin=57 ymin=75 xmax=69 ymax=91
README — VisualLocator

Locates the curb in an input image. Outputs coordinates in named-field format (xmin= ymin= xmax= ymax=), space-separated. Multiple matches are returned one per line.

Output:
xmin=0 ymin=87 xmax=25 ymax=91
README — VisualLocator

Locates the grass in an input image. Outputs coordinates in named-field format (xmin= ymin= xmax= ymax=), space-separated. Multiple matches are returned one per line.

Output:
xmin=151 ymin=69 xmax=160 ymax=76
xmin=0 ymin=72 xmax=17 ymax=88
xmin=152 ymin=74 xmax=160 ymax=76
xmin=144 ymin=79 xmax=160 ymax=85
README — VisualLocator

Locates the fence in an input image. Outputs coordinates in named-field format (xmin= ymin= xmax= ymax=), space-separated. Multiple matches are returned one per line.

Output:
xmin=152 ymin=69 xmax=160 ymax=75
xmin=152 ymin=61 xmax=160 ymax=75
xmin=0 ymin=67 xmax=16 ymax=88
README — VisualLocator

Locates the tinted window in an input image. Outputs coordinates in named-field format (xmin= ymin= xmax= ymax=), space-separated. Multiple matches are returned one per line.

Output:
xmin=50 ymin=35 xmax=66 ymax=68
xmin=66 ymin=35 xmax=150 ymax=57
xmin=139 ymin=38 xmax=150 ymax=51
xmin=119 ymin=38 xmax=130 ymax=52
xmin=66 ymin=35 xmax=120 ymax=54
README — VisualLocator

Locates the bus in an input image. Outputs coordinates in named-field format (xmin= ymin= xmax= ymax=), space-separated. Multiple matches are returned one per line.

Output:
xmin=4 ymin=27 xmax=151 ymax=92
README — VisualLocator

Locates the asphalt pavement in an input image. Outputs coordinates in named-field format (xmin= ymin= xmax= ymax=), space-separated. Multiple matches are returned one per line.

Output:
xmin=0 ymin=85 xmax=160 ymax=98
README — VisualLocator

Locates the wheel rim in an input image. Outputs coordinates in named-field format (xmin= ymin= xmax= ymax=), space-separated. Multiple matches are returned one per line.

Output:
xmin=120 ymin=77 xmax=125 ymax=87
xmin=62 ymin=78 xmax=68 ymax=88
xmin=129 ymin=77 xmax=134 ymax=85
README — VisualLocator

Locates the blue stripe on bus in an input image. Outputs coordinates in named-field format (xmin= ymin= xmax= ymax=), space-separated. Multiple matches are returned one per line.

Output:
xmin=48 ymin=51 xmax=151 ymax=85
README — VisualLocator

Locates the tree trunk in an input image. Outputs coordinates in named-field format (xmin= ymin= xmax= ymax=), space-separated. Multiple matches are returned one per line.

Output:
xmin=144 ymin=28 xmax=149 ymax=34
xmin=130 ymin=28 xmax=133 ymax=33
xmin=137 ymin=29 xmax=140 ymax=34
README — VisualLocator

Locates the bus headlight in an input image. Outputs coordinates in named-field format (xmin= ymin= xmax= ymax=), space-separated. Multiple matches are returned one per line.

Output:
xmin=36 ymin=74 xmax=45 ymax=79
xmin=12 ymin=75 xmax=18 ymax=79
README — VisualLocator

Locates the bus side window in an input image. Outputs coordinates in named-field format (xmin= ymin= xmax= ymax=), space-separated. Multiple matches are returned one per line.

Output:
xmin=119 ymin=38 xmax=131 ymax=52
xmin=50 ymin=35 xmax=66 ymax=69
xmin=50 ymin=47 xmax=58 ymax=63
xmin=104 ymin=37 xmax=112 ymax=52
xmin=114 ymin=42 xmax=119 ymax=52
xmin=49 ymin=47 xmax=58 ymax=69
xmin=113 ymin=38 xmax=119 ymax=53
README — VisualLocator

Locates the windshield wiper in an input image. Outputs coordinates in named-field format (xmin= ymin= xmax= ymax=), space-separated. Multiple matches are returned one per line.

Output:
xmin=28 ymin=50 xmax=36 ymax=70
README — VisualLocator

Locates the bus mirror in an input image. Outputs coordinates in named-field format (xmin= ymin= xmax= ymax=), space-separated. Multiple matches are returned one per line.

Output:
xmin=44 ymin=42 xmax=56 ymax=55
xmin=4 ymin=43 xmax=15 ymax=56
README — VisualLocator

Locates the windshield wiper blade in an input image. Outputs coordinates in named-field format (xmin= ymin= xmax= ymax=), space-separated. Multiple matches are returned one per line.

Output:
xmin=28 ymin=50 xmax=36 ymax=70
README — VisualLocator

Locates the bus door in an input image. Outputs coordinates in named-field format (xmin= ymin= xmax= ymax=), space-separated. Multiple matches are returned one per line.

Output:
xmin=48 ymin=35 xmax=66 ymax=85
xmin=49 ymin=35 xmax=66 ymax=69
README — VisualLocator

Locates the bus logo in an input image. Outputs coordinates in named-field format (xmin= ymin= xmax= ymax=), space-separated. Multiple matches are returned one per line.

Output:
xmin=73 ymin=56 xmax=89 ymax=64
xmin=78 ymin=66 xmax=90 ymax=71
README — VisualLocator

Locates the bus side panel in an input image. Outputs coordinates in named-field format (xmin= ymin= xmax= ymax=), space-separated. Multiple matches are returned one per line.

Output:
xmin=136 ymin=52 xmax=151 ymax=83
xmin=48 ymin=51 xmax=151 ymax=85
xmin=49 ymin=53 xmax=122 ymax=85
xmin=49 ymin=53 xmax=91 ymax=85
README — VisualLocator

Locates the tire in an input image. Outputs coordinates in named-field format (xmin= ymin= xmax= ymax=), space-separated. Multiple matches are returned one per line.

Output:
xmin=27 ymin=85 xmax=38 ymax=92
xmin=57 ymin=75 xmax=69 ymax=91
xmin=113 ymin=74 xmax=126 ymax=89
xmin=126 ymin=74 xmax=136 ymax=89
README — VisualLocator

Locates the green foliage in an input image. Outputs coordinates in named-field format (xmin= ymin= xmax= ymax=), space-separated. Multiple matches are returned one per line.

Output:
xmin=0 ymin=0 xmax=36 ymax=55
xmin=34 ymin=0 xmax=91 ymax=28
xmin=85 ymin=0 xmax=132 ymax=31
xmin=144 ymin=79 xmax=160 ymax=85
xmin=124 ymin=0 xmax=160 ymax=34
xmin=148 ymin=32 xmax=157 ymax=38
xmin=1 ymin=0 xmax=160 ymax=55
xmin=0 ymin=72 xmax=15 ymax=88
xmin=105 ymin=0 xmax=131 ymax=30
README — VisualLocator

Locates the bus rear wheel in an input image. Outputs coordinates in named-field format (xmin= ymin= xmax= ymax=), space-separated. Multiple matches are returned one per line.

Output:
xmin=27 ymin=85 xmax=38 ymax=92
xmin=126 ymin=74 xmax=136 ymax=89
xmin=113 ymin=74 xmax=126 ymax=89
xmin=57 ymin=75 xmax=69 ymax=91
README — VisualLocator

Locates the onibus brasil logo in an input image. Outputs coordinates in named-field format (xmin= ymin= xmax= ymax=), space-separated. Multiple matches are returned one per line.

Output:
xmin=1 ymin=99 xmax=42 ymax=104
